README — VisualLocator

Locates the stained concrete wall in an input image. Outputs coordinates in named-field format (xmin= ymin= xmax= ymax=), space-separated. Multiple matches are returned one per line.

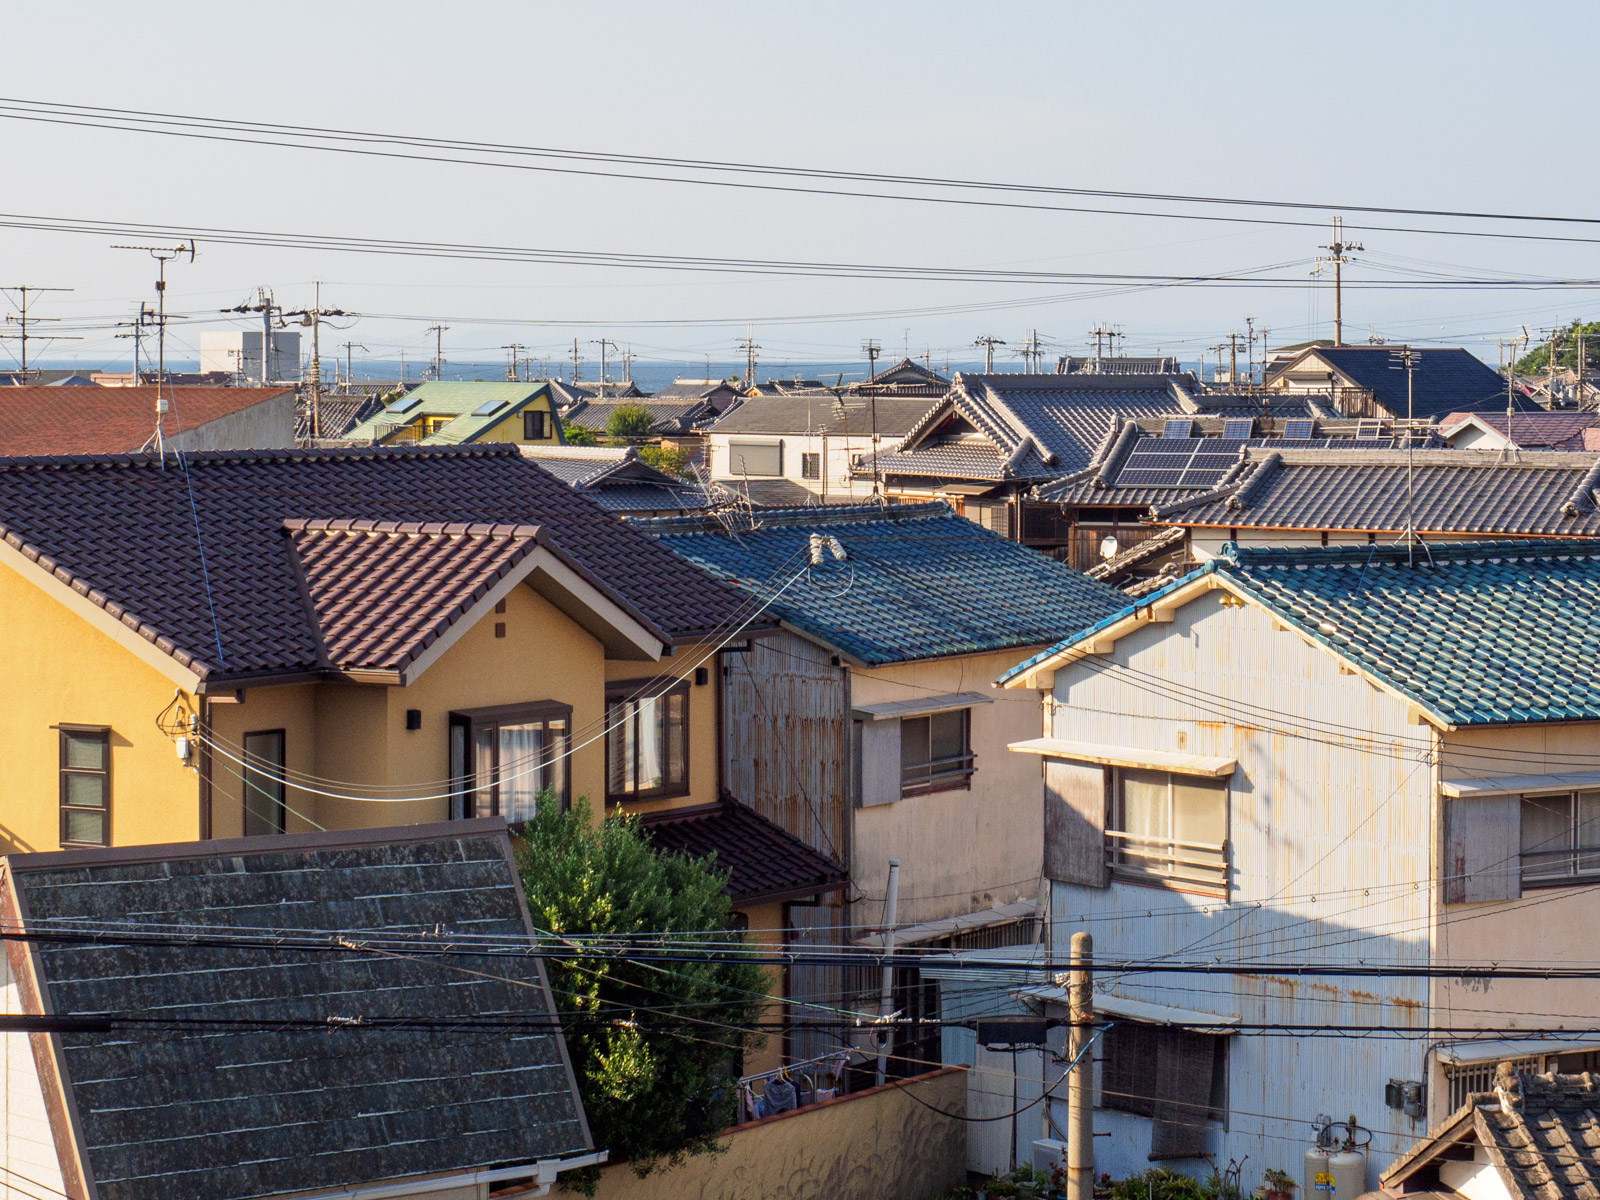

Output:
xmin=580 ymin=1067 xmax=967 ymax=1200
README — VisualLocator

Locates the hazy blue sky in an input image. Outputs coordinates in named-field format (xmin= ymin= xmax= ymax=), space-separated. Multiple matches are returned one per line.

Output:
xmin=2 ymin=0 xmax=1595 ymax=375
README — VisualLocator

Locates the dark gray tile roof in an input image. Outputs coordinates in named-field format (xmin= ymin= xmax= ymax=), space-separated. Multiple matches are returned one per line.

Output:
xmin=5 ymin=821 xmax=589 ymax=1200
xmin=1152 ymin=447 xmax=1600 ymax=537
xmin=1284 ymin=346 xmax=1535 ymax=417
xmin=297 ymin=394 xmax=385 ymax=440
xmin=0 ymin=446 xmax=757 ymax=680
xmin=564 ymin=398 xmax=714 ymax=435
xmin=639 ymin=800 xmax=847 ymax=905
xmin=1441 ymin=410 xmax=1600 ymax=449
xmin=516 ymin=447 xmax=710 ymax=513
xmin=708 ymin=394 xmax=937 ymax=437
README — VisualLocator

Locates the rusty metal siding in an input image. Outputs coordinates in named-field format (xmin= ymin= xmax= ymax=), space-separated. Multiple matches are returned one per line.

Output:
xmin=721 ymin=632 xmax=848 ymax=864
xmin=1045 ymin=589 xmax=1437 ymax=1179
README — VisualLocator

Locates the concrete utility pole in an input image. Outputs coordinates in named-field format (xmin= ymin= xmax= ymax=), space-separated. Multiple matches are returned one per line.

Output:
xmin=341 ymin=342 xmax=368 ymax=391
xmin=1066 ymin=931 xmax=1094 ymax=1200
xmin=114 ymin=240 xmax=195 ymax=455
xmin=875 ymin=859 xmax=901 ymax=1088
xmin=862 ymin=338 xmax=881 ymax=383
xmin=1542 ymin=321 xmax=1563 ymax=405
xmin=1018 ymin=328 xmax=1044 ymax=372
xmin=501 ymin=343 xmax=527 ymax=382
xmin=1316 ymin=217 xmax=1363 ymax=346
xmin=114 ymin=303 xmax=157 ymax=383
xmin=283 ymin=283 xmax=348 ymax=441
xmin=426 ymin=323 xmax=450 ymax=382
xmin=1389 ymin=346 xmax=1421 ymax=564
xmin=569 ymin=338 xmax=583 ymax=384
xmin=738 ymin=331 xmax=761 ymax=390
xmin=974 ymin=335 xmax=1006 ymax=372
xmin=1245 ymin=315 xmax=1257 ymax=384
xmin=1 ymin=285 xmax=74 ymax=383
xmin=226 ymin=286 xmax=284 ymax=385
xmin=590 ymin=339 xmax=619 ymax=393
xmin=1227 ymin=330 xmax=1245 ymax=385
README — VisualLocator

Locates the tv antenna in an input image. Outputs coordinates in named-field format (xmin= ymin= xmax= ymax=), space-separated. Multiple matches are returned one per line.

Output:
xmin=112 ymin=241 xmax=195 ymax=457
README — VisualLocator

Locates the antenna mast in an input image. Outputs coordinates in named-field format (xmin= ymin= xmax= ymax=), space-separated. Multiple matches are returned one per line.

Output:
xmin=113 ymin=241 xmax=195 ymax=456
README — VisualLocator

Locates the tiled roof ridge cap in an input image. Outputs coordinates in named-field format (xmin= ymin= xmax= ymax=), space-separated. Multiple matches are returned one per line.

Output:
xmin=519 ymin=445 xmax=635 ymax=461
xmin=1148 ymin=453 xmax=1258 ymax=520
xmin=1224 ymin=537 xmax=1600 ymax=569
xmin=1225 ymin=452 xmax=1283 ymax=511
xmin=1237 ymin=446 xmax=1599 ymax=468
xmin=1560 ymin=457 xmax=1600 ymax=516
xmin=283 ymin=517 xmax=545 ymax=538
xmin=1093 ymin=420 xmax=1141 ymax=487
xmin=632 ymin=499 xmax=949 ymax=534
xmin=0 ymin=443 xmax=521 ymax=470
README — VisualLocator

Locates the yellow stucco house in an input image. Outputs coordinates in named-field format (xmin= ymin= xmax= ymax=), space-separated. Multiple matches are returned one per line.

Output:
xmin=345 ymin=381 xmax=565 ymax=446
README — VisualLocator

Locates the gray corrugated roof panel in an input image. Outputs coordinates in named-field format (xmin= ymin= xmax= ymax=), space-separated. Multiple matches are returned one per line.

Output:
xmin=1156 ymin=447 xmax=1600 ymax=536
xmin=6 ymin=821 xmax=590 ymax=1200
xmin=707 ymin=395 xmax=937 ymax=437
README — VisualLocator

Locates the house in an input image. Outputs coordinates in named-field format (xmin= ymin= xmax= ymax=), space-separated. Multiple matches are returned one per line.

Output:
xmin=704 ymin=393 xmax=938 ymax=505
xmin=1265 ymin=345 xmax=1535 ymax=418
xmin=518 ymin=444 xmax=711 ymax=515
xmin=0 ymin=819 xmax=603 ymax=1199
xmin=641 ymin=501 xmax=1127 ymax=1069
xmin=0 ymin=369 xmax=101 ymax=387
xmin=296 ymin=390 xmax=387 ymax=442
xmin=345 ymin=381 xmax=564 ymax=446
xmin=562 ymin=395 xmax=719 ymax=439
xmin=987 ymin=539 xmax=1600 ymax=1181
xmin=1028 ymin=412 xmax=1410 ymax=571
xmin=1438 ymin=410 xmax=1600 ymax=451
xmin=0 ymin=386 xmax=295 ymax=454
xmin=649 ymin=377 xmax=744 ymax=413
xmin=1058 ymin=354 xmax=1182 ymax=375
xmin=861 ymin=357 xmax=950 ymax=396
xmin=545 ymin=379 xmax=644 ymax=411
xmin=1381 ymin=1067 xmax=1600 ymax=1200
xmin=1150 ymin=447 xmax=1600 ymax=559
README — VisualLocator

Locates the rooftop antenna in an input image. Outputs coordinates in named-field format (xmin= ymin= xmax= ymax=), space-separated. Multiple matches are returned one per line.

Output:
xmin=113 ymin=240 xmax=194 ymax=458
xmin=1389 ymin=345 xmax=1420 ymax=565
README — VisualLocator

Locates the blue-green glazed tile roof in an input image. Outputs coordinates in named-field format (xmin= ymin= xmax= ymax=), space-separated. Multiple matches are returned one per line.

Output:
xmin=346 ymin=382 xmax=555 ymax=444
xmin=638 ymin=501 xmax=1127 ymax=665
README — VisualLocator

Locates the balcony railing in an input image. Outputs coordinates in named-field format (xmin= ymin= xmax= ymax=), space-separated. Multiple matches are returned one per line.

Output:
xmin=373 ymin=422 xmax=424 ymax=444
xmin=1106 ymin=829 xmax=1229 ymax=892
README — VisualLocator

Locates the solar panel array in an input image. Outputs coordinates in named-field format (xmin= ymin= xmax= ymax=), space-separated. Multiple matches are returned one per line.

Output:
xmin=1162 ymin=417 xmax=1195 ymax=438
xmin=1223 ymin=417 xmax=1256 ymax=440
xmin=1113 ymin=437 xmax=1399 ymax=490
xmin=1283 ymin=418 xmax=1315 ymax=439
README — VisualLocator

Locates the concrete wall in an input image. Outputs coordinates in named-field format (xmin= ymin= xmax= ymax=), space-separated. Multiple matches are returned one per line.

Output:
xmin=0 ymin=949 xmax=67 ymax=1200
xmin=851 ymin=648 xmax=1048 ymax=929
xmin=179 ymin=391 xmax=297 ymax=451
xmin=1042 ymin=588 xmax=1436 ymax=1178
xmin=582 ymin=1068 xmax=967 ymax=1200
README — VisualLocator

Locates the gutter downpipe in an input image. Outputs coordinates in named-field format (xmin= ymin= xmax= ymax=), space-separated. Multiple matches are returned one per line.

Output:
xmin=287 ymin=1151 xmax=609 ymax=1200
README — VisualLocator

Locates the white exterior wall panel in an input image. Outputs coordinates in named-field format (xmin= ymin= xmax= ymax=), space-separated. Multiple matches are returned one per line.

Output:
xmin=1045 ymin=590 xmax=1436 ymax=1179
xmin=0 ymin=954 xmax=66 ymax=1200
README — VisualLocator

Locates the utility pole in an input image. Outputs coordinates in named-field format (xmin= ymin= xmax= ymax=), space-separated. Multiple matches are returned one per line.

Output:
xmin=1 ymin=285 xmax=74 ymax=384
xmin=739 ymin=330 xmax=761 ymax=390
xmin=974 ymin=335 xmax=1005 ymax=373
xmin=113 ymin=241 xmax=195 ymax=455
xmin=1066 ymin=931 xmax=1094 ymax=1200
xmin=1245 ymin=315 xmax=1256 ymax=385
xmin=426 ymin=323 xmax=450 ymax=382
xmin=1209 ymin=341 xmax=1229 ymax=384
xmin=1088 ymin=322 xmax=1112 ymax=369
xmin=621 ymin=346 xmax=635 ymax=385
xmin=1018 ymin=328 xmax=1044 ymax=372
xmin=875 ymin=859 xmax=901 ymax=1088
xmin=1390 ymin=346 xmax=1420 ymax=565
xmin=340 ymin=342 xmax=368 ymax=391
xmin=501 ymin=344 xmax=527 ymax=382
xmin=1541 ymin=321 xmax=1563 ymax=405
xmin=569 ymin=338 xmax=583 ymax=384
xmin=114 ymin=303 xmax=157 ymax=384
xmin=226 ymin=287 xmax=285 ymax=385
xmin=1226 ymin=331 xmax=1245 ymax=386
xmin=590 ymin=339 xmax=619 ymax=394
xmin=861 ymin=338 xmax=881 ymax=384
xmin=283 ymin=283 xmax=348 ymax=442
xmin=1316 ymin=217 xmax=1363 ymax=346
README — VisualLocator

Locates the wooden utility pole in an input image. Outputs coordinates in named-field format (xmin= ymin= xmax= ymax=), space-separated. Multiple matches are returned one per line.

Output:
xmin=1066 ymin=931 xmax=1094 ymax=1200
xmin=1317 ymin=217 xmax=1363 ymax=346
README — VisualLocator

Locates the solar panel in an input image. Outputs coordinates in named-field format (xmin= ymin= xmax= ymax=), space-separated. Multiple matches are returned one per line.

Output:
xmin=1283 ymin=418 xmax=1315 ymax=439
xmin=1162 ymin=418 xmax=1195 ymax=438
xmin=1115 ymin=437 xmax=1248 ymax=491
xmin=471 ymin=399 xmax=507 ymax=416
xmin=388 ymin=394 xmax=423 ymax=415
xmin=1222 ymin=417 xmax=1255 ymax=440
xmin=1355 ymin=419 xmax=1383 ymax=438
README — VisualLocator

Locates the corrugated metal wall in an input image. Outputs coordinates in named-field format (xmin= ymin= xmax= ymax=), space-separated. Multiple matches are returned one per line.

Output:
xmin=1045 ymin=588 xmax=1436 ymax=1181
xmin=721 ymin=633 xmax=848 ymax=865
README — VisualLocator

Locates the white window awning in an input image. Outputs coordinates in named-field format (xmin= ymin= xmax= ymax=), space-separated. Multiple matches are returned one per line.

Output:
xmin=1009 ymin=737 xmax=1236 ymax=778
xmin=1013 ymin=985 xmax=1239 ymax=1033
xmin=1442 ymin=771 xmax=1600 ymax=799
xmin=1436 ymin=1036 xmax=1600 ymax=1064
xmin=853 ymin=691 xmax=993 ymax=722
xmin=853 ymin=898 xmax=1038 ymax=949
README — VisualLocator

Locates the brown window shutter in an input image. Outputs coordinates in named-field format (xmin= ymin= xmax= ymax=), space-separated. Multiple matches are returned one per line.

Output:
xmin=1443 ymin=795 xmax=1521 ymax=904
xmin=1148 ymin=1032 xmax=1216 ymax=1160
xmin=1044 ymin=758 xmax=1109 ymax=888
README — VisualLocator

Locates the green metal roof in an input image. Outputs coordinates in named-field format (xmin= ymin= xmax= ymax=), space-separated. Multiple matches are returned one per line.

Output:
xmin=345 ymin=382 xmax=556 ymax=444
xmin=1002 ymin=540 xmax=1600 ymax=727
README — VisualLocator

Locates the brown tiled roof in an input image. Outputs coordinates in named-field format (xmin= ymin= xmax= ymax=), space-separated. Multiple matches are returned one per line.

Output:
xmin=1385 ymin=1070 xmax=1600 ymax=1200
xmin=287 ymin=519 xmax=548 ymax=672
xmin=0 ymin=386 xmax=292 ymax=455
xmin=0 ymin=445 xmax=757 ymax=682
xmin=638 ymin=799 xmax=848 ymax=905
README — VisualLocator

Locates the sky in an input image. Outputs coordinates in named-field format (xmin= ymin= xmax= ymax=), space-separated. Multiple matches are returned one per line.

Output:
xmin=2 ymin=0 xmax=1597 ymax=379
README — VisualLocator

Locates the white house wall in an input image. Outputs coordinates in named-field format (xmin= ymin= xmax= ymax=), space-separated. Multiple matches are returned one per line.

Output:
xmin=1045 ymin=590 xmax=1436 ymax=1180
xmin=0 ymin=954 xmax=66 ymax=1200
xmin=707 ymin=431 xmax=905 ymax=500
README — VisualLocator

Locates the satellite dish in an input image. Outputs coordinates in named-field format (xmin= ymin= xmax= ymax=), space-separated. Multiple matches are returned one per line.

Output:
xmin=1100 ymin=535 xmax=1119 ymax=560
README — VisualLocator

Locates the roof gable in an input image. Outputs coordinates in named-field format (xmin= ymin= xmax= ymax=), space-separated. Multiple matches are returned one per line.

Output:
xmin=640 ymin=502 xmax=1127 ymax=665
xmin=3 ymin=821 xmax=590 ymax=1200
xmin=639 ymin=799 xmax=848 ymax=905
xmin=1284 ymin=346 xmax=1528 ymax=417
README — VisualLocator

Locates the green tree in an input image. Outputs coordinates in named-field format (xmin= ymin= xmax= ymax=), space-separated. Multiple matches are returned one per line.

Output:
xmin=636 ymin=444 xmax=693 ymax=480
xmin=605 ymin=403 xmax=657 ymax=438
xmin=1514 ymin=318 xmax=1600 ymax=375
xmin=517 ymin=798 xmax=766 ymax=1186
xmin=561 ymin=421 xmax=597 ymax=446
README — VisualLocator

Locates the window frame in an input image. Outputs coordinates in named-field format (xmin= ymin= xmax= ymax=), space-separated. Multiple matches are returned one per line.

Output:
xmin=800 ymin=451 xmax=822 ymax=480
xmin=57 ymin=725 xmax=111 ymax=847
xmin=448 ymin=700 xmax=573 ymax=822
xmin=1098 ymin=1021 xmax=1229 ymax=1135
xmin=604 ymin=678 xmax=691 ymax=806
xmin=728 ymin=439 xmax=783 ymax=477
xmin=1519 ymin=789 xmax=1600 ymax=887
xmin=242 ymin=729 xmax=287 ymax=837
xmin=898 ymin=707 xmax=975 ymax=798
xmin=1106 ymin=767 xmax=1229 ymax=895
xmin=522 ymin=408 xmax=549 ymax=440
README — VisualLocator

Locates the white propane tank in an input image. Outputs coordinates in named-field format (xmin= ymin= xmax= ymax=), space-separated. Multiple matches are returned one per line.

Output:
xmin=1305 ymin=1145 xmax=1333 ymax=1200
xmin=1330 ymin=1149 xmax=1367 ymax=1200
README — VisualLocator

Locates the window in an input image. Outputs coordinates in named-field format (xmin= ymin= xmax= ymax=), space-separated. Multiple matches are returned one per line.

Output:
xmin=728 ymin=439 xmax=781 ymax=476
xmin=1100 ymin=1023 xmax=1228 ymax=1158
xmin=242 ymin=730 xmax=287 ymax=837
xmin=605 ymin=680 xmax=689 ymax=803
xmin=58 ymin=727 xmax=110 ymax=846
xmin=523 ymin=409 xmax=549 ymax=440
xmin=800 ymin=452 xmax=821 ymax=480
xmin=449 ymin=702 xmax=571 ymax=822
xmin=900 ymin=709 xmax=973 ymax=796
xmin=1520 ymin=790 xmax=1600 ymax=885
xmin=1108 ymin=768 xmax=1228 ymax=892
